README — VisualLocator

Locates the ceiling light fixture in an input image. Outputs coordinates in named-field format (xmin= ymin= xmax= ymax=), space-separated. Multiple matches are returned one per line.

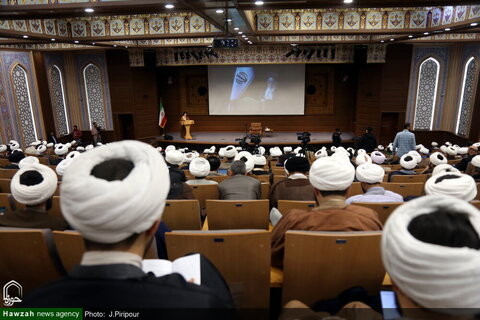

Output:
xmin=390 ymin=38 xmax=394 ymax=41
xmin=165 ymin=4 xmax=174 ymax=9
xmin=444 ymin=28 xmax=451 ymax=31
xmin=22 ymin=35 xmax=28 ymax=38
xmin=216 ymin=9 xmax=224 ymax=13
xmin=380 ymin=40 xmax=384 ymax=43
xmin=113 ymin=45 xmax=117 ymax=47
xmin=471 ymin=22 xmax=478 ymax=27
xmin=74 ymin=40 xmax=79 ymax=43
xmin=51 ymin=38 xmax=55 ymax=41
xmin=255 ymin=1 xmax=264 ymax=5
xmin=84 ymin=8 xmax=94 ymax=13
xmin=245 ymin=37 xmax=249 ymax=40
xmin=344 ymin=0 xmax=353 ymax=3
xmin=226 ymin=18 xmax=232 ymax=22
xmin=408 ymin=35 xmax=413 ymax=38
xmin=125 ymin=46 xmax=128 ymax=48
xmin=92 ymin=42 xmax=95 ymax=45
xmin=238 ymin=31 xmax=243 ymax=34
xmin=234 ymin=27 xmax=239 ymax=31
xmin=424 ymin=32 xmax=429 ymax=35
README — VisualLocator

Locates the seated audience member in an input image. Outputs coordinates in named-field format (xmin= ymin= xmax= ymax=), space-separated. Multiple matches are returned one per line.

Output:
xmin=22 ymin=140 xmax=233 ymax=308
xmin=49 ymin=143 xmax=69 ymax=165
xmin=347 ymin=163 xmax=403 ymax=204
xmin=424 ymin=172 xmax=477 ymax=202
xmin=420 ymin=152 xmax=447 ymax=174
xmin=418 ymin=146 xmax=430 ymax=168
xmin=466 ymin=155 xmax=480 ymax=181
xmin=3 ymin=150 xmax=25 ymax=169
xmin=0 ymin=164 xmax=68 ymax=230
xmin=251 ymin=155 xmax=269 ymax=176
xmin=165 ymin=150 xmax=186 ymax=182
xmin=455 ymin=145 xmax=479 ymax=172
xmin=207 ymin=156 xmax=224 ymax=176
xmin=382 ymin=195 xmax=480 ymax=318
xmin=357 ymin=127 xmax=377 ymax=153
xmin=271 ymin=156 xmax=382 ymax=267
xmin=218 ymin=160 xmax=260 ymax=200
xmin=0 ymin=144 xmax=7 ymax=158
xmin=18 ymin=156 xmax=39 ymax=169
xmin=186 ymin=158 xmax=217 ymax=185
xmin=431 ymin=163 xmax=460 ymax=177
xmin=371 ymin=151 xmax=386 ymax=165
xmin=219 ymin=145 xmax=237 ymax=170
xmin=269 ymin=157 xmax=315 ymax=208
xmin=388 ymin=154 xmax=417 ymax=182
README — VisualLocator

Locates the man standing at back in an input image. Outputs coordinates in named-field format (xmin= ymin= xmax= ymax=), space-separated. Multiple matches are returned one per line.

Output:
xmin=219 ymin=160 xmax=260 ymax=200
xmin=392 ymin=123 xmax=416 ymax=157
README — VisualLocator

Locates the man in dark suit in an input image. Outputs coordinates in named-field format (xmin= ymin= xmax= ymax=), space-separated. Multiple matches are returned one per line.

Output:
xmin=22 ymin=141 xmax=233 ymax=309
xmin=219 ymin=160 xmax=261 ymax=200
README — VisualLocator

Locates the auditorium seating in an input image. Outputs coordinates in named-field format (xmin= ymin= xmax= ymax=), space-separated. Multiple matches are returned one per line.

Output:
xmin=0 ymin=169 xmax=17 ymax=180
xmin=0 ymin=228 xmax=66 ymax=294
xmin=0 ymin=159 xmax=9 ymax=167
xmin=273 ymin=175 xmax=286 ymax=184
xmin=353 ymin=202 xmax=402 ymax=225
xmin=205 ymin=199 xmax=269 ymax=230
xmin=205 ymin=175 xmax=229 ymax=183
xmin=380 ymin=182 xmax=425 ymax=197
xmin=161 ymin=200 xmax=202 ymax=230
xmin=390 ymin=174 xmax=429 ymax=183
xmin=190 ymin=184 xmax=219 ymax=208
xmin=48 ymin=196 xmax=63 ymax=219
xmin=0 ymin=179 xmax=11 ymax=193
xmin=271 ymin=168 xmax=284 ymax=175
xmin=347 ymin=182 xmax=363 ymax=197
xmin=260 ymin=182 xmax=270 ymax=199
xmin=477 ymin=183 xmax=480 ymax=201
xmin=281 ymin=230 xmax=384 ymax=306
xmin=166 ymin=230 xmax=271 ymax=308
xmin=278 ymin=200 xmax=316 ymax=214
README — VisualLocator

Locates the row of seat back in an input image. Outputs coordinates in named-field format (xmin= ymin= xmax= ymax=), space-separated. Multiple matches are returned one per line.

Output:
xmin=277 ymin=200 xmax=400 ymax=225
xmin=0 ymin=159 xmax=10 ymax=167
xmin=190 ymin=182 xmax=270 ymax=208
xmin=390 ymin=174 xmax=429 ymax=183
xmin=206 ymin=200 xmax=269 ymax=230
xmin=348 ymin=182 xmax=425 ymax=198
xmin=0 ymin=169 xmax=17 ymax=180
xmin=0 ymin=179 xmax=61 ymax=196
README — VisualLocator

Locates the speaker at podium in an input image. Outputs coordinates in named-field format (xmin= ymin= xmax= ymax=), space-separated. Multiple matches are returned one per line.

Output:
xmin=180 ymin=120 xmax=194 ymax=140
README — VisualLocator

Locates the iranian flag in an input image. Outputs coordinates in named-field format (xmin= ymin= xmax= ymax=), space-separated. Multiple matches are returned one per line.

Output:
xmin=158 ymin=100 xmax=167 ymax=128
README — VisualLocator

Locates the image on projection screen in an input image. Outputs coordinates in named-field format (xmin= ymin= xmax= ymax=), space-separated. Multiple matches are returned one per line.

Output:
xmin=208 ymin=64 xmax=306 ymax=115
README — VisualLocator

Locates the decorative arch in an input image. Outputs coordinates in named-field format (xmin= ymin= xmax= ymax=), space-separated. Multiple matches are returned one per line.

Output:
xmin=82 ymin=62 xmax=106 ymax=129
xmin=455 ymin=56 xmax=478 ymax=136
xmin=413 ymin=57 xmax=440 ymax=130
xmin=10 ymin=63 xmax=38 ymax=145
xmin=49 ymin=64 xmax=70 ymax=136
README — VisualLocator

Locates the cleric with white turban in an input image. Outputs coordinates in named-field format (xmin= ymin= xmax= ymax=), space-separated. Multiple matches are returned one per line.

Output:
xmin=371 ymin=151 xmax=386 ymax=165
xmin=60 ymin=140 xmax=170 ymax=244
xmin=431 ymin=164 xmax=460 ymax=177
xmin=56 ymin=158 xmax=73 ymax=177
xmin=189 ymin=157 xmax=211 ymax=178
xmin=309 ymin=156 xmax=355 ymax=191
xmin=11 ymin=163 xmax=58 ymax=206
xmin=400 ymin=154 xmax=417 ymax=170
xmin=355 ymin=153 xmax=372 ymax=166
xmin=224 ymin=145 xmax=237 ymax=158
xmin=429 ymin=152 xmax=447 ymax=166
xmin=355 ymin=163 xmax=385 ymax=184
xmin=234 ymin=151 xmax=254 ymax=173
xmin=314 ymin=148 xmax=328 ymax=159
xmin=382 ymin=195 xmax=480 ymax=314
xmin=18 ymin=156 xmax=40 ymax=169
xmin=425 ymin=172 xmax=477 ymax=202
xmin=165 ymin=150 xmax=184 ymax=166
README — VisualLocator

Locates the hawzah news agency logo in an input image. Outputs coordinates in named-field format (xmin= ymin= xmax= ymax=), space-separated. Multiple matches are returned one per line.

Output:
xmin=3 ymin=280 xmax=22 ymax=306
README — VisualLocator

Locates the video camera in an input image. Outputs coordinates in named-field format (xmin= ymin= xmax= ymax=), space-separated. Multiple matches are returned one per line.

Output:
xmin=297 ymin=132 xmax=311 ymax=144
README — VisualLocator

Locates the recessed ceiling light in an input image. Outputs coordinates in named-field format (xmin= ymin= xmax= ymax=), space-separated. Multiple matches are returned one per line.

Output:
xmin=445 ymin=28 xmax=451 ymax=31
xmin=471 ymin=22 xmax=478 ymax=27
xmin=390 ymin=38 xmax=394 ymax=41
xmin=408 ymin=35 xmax=413 ymax=38
xmin=234 ymin=27 xmax=239 ymax=31
xmin=380 ymin=40 xmax=384 ymax=43
xmin=92 ymin=42 xmax=95 ymax=45
xmin=216 ymin=9 xmax=224 ymax=13
xmin=74 ymin=40 xmax=79 ymax=43
xmin=51 ymin=38 xmax=55 ymax=41
xmin=22 ymin=35 xmax=28 ymax=38
xmin=242 ymin=35 xmax=246 ymax=37
xmin=248 ymin=42 xmax=253 ymax=45
xmin=125 ymin=46 xmax=128 ymax=48
xmin=165 ymin=4 xmax=174 ymax=9
xmin=238 ymin=31 xmax=243 ymax=34
xmin=245 ymin=37 xmax=249 ymax=40
xmin=344 ymin=0 xmax=353 ymax=3
xmin=84 ymin=8 xmax=94 ymax=13
xmin=424 ymin=32 xmax=429 ymax=35
xmin=226 ymin=18 xmax=232 ymax=22
xmin=255 ymin=1 xmax=264 ymax=5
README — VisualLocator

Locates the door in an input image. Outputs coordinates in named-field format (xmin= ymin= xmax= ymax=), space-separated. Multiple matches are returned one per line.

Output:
xmin=118 ymin=114 xmax=135 ymax=140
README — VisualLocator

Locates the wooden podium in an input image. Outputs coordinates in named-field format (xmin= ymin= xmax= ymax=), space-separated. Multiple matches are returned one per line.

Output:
xmin=180 ymin=120 xmax=194 ymax=140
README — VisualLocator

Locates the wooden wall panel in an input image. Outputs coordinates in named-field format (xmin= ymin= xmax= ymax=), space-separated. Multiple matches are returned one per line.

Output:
xmin=354 ymin=64 xmax=382 ymax=136
xmin=32 ymin=51 xmax=55 ymax=138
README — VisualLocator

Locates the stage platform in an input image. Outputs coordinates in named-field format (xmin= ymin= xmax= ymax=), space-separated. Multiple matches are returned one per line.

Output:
xmin=153 ymin=131 xmax=354 ymax=149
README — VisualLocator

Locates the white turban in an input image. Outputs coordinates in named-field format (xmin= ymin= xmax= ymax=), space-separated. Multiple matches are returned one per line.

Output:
xmin=440 ymin=145 xmax=448 ymax=154
xmin=284 ymin=146 xmax=292 ymax=153
xmin=56 ymin=158 xmax=72 ymax=176
xmin=218 ymin=147 xmax=226 ymax=157
xmin=331 ymin=152 xmax=350 ymax=162
xmin=382 ymin=195 xmax=480 ymax=312
xmin=71 ymin=140 xmax=77 ymax=146
xmin=458 ymin=147 xmax=468 ymax=155
xmin=415 ymin=144 xmax=423 ymax=150
xmin=85 ymin=144 xmax=94 ymax=150
xmin=66 ymin=151 xmax=81 ymax=160
xmin=357 ymin=149 xmax=366 ymax=155
xmin=309 ymin=156 xmax=355 ymax=191
xmin=164 ymin=145 xmax=175 ymax=152
xmin=46 ymin=143 xmax=54 ymax=148
xmin=76 ymin=146 xmax=85 ymax=152
xmin=0 ymin=144 xmax=6 ymax=152
xmin=419 ymin=147 xmax=429 ymax=155
xmin=236 ymin=147 xmax=242 ymax=151
xmin=11 ymin=163 xmax=58 ymax=205
xmin=156 ymin=147 xmax=163 ymax=152
xmin=346 ymin=147 xmax=355 ymax=156
xmin=55 ymin=144 xmax=69 ymax=156
xmin=224 ymin=145 xmax=237 ymax=158
xmin=430 ymin=152 xmax=447 ymax=166
xmin=330 ymin=146 xmax=336 ymax=152
xmin=293 ymin=147 xmax=302 ymax=154
xmin=9 ymin=140 xmax=20 ymax=150
xmin=253 ymin=154 xmax=266 ymax=166
xmin=335 ymin=147 xmax=349 ymax=156
xmin=445 ymin=141 xmax=452 ymax=146
xmin=355 ymin=153 xmax=372 ymax=166
xmin=258 ymin=146 xmax=265 ymax=156
xmin=18 ymin=156 xmax=40 ymax=169
xmin=189 ymin=157 xmax=210 ymax=178
xmin=61 ymin=140 xmax=170 ymax=244
xmin=432 ymin=164 xmax=460 ymax=177
xmin=425 ymin=172 xmax=477 ymax=201
xmin=446 ymin=146 xmax=457 ymax=156
xmin=371 ymin=151 xmax=386 ymax=165
xmin=183 ymin=152 xmax=195 ymax=163
xmin=270 ymin=147 xmax=282 ymax=157
xmin=165 ymin=150 xmax=184 ymax=166
xmin=400 ymin=154 xmax=417 ymax=170
xmin=472 ymin=155 xmax=480 ymax=168
xmin=37 ymin=145 xmax=47 ymax=154
xmin=431 ymin=141 xmax=438 ymax=147
xmin=315 ymin=148 xmax=328 ymax=159
xmin=234 ymin=151 xmax=254 ymax=173
xmin=31 ymin=140 xmax=41 ymax=147
xmin=377 ymin=145 xmax=384 ymax=151
xmin=356 ymin=163 xmax=385 ymax=184
xmin=407 ymin=150 xmax=422 ymax=163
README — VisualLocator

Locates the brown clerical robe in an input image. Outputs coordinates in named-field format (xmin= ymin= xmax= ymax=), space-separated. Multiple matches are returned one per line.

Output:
xmin=271 ymin=200 xmax=383 ymax=267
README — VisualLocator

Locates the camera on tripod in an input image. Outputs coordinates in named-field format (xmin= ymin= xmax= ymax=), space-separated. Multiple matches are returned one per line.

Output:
xmin=297 ymin=132 xmax=311 ymax=144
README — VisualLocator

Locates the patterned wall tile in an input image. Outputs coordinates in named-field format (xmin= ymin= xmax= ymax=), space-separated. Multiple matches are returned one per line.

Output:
xmin=454 ymin=6 xmax=467 ymax=22
xmin=456 ymin=57 xmax=477 ymax=135
xmin=83 ymin=63 xmax=106 ymax=129
xmin=469 ymin=5 xmax=480 ymax=19
xmin=365 ymin=11 xmax=382 ymax=29
xmin=257 ymin=13 xmax=273 ymax=31
xmin=49 ymin=65 xmax=70 ymax=136
xmin=431 ymin=8 xmax=442 ymax=27
xmin=0 ymin=20 xmax=10 ymax=30
xmin=301 ymin=12 xmax=317 ymax=30
xmin=189 ymin=15 xmax=205 ymax=33
xmin=414 ymin=58 xmax=440 ymax=130
xmin=278 ymin=13 xmax=295 ymax=31
xmin=57 ymin=19 xmax=68 ymax=37
xmin=410 ymin=11 xmax=427 ymax=29
xmin=322 ymin=12 xmax=339 ymax=30
xmin=343 ymin=11 xmax=360 ymax=30
xmin=168 ymin=16 xmax=184 ymax=33
xmin=443 ymin=6 xmax=453 ymax=24
xmin=90 ymin=20 xmax=105 ymax=36
xmin=110 ymin=19 xmax=125 ymax=36
xmin=72 ymin=21 xmax=87 ymax=37
xmin=388 ymin=11 xmax=405 ymax=29
xmin=29 ymin=19 xmax=43 ymax=33
xmin=13 ymin=20 xmax=27 ymax=32
xmin=148 ymin=17 xmax=164 ymax=34
xmin=43 ymin=19 xmax=56 ymax=35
